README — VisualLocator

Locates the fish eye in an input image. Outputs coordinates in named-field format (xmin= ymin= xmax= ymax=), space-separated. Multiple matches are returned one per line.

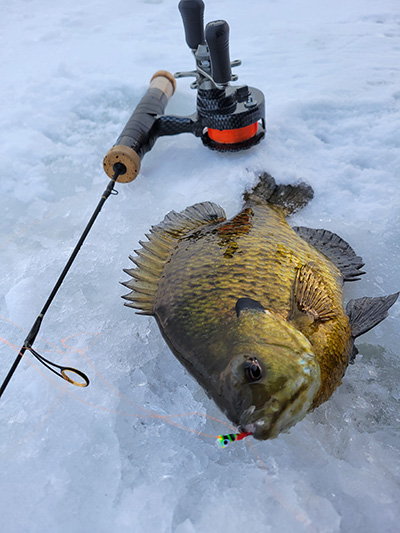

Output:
xmin=244 ymin=357 xmax=263 ymax=382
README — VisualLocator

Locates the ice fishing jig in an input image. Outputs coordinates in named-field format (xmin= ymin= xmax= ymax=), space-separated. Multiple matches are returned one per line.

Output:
xmin=217 ymin=432 xmax=253 ymax=448
xmin=1 ymin=0 xmax=265 ymax=402
xmin=103 ymin=0 xmax=266 ymax=183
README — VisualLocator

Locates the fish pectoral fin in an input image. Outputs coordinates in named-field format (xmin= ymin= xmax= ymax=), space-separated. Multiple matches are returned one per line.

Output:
xmin=292 ymin=227 xmax=365 ymax=282
xmin=346 ymin=292 xmax=399 ymax=338
xmin=290 ymin=264 xmax=336 ymax=324
xmin=122 ymin=201 xmax=226 ymax=315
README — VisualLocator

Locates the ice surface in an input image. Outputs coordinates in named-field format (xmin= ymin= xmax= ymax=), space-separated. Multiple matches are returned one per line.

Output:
xmin=1 ymin=0 xmax=399 ymax=532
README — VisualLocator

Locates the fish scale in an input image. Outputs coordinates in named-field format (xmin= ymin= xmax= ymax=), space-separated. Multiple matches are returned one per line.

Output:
xmin=173 ymin=210 xmax=345 ymax=402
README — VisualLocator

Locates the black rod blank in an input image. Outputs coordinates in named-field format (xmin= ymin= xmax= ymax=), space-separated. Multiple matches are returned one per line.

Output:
xmin=0 ymin=166 xmax=124 ymax=399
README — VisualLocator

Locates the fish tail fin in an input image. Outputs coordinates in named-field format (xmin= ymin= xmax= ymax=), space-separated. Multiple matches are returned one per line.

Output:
xmin=243 ymin=173 xmax=314 ymax=215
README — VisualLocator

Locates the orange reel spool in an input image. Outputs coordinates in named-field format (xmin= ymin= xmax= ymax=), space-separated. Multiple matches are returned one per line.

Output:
xmin=207 ymin=122 xmax=258 ymax=145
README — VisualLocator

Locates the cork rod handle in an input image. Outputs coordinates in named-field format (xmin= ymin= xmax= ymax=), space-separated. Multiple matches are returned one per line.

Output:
xmin=103 ymin=70 xmax=176 ymax=183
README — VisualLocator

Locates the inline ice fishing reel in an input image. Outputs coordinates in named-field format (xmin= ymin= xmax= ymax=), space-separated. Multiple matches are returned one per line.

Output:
xmin=103 ymin=0 xmax=266 ymax=183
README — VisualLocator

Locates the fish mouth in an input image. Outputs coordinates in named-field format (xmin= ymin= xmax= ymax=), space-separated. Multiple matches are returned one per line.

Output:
xmin=236 ymin=349 xmax=321 ymax=440
xmin=239 ymin=403 xmax=287 ymax=440
xmin=239 ymin=381 xmax=314 ymax=440
xmin=240 ymin=413 xmax=284 ymax=440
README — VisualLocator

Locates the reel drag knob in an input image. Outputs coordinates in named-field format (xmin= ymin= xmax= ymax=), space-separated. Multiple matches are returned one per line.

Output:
xmin=205 ymin=20 xmax=231 ymax=85
xmin=178 ymin=0 xmax=205 ymax=50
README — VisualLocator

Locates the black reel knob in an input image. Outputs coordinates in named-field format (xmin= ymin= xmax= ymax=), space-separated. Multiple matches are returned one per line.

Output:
xmin=178 ymin=0 xmax=205 ymax=50
xmin=205 ymin=20 xmax=231 ymax=85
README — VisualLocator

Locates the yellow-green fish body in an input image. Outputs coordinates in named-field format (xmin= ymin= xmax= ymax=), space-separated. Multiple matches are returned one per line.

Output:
xmin=123 ymin=175 xmax=398 ymax=440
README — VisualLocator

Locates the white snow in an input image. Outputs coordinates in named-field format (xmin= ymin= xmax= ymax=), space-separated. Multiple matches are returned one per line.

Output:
xmin=1 ymin=0 xmax=399 ymax=531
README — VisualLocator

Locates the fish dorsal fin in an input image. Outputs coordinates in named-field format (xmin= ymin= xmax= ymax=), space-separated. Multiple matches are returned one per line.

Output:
xmin=155 ymin=201 xmax=226 ymax=239
xmin=346 ymin=292 xmax=399 ymax=338
xmin=122 ymin=202 xmax=226 ymax=315
xmin=293 ymin=227 xmax=365 ymax=282
xmin=243 ymin=173 xmax=314 ymax=216
xmin=290 ymin=264 xmax=336 ymax=324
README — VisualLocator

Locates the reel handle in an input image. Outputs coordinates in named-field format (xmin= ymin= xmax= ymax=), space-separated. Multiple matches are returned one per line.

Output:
xmin=178 ymin=0 xmax=205 ymax=50
xmin=103 ymin=71 xmax=176 ymax=183
xmin=205 ymin=20 xmax=231 ymax=85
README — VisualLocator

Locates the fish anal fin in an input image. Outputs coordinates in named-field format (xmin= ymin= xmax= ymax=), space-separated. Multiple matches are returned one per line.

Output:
xmin=122 ymin=201 xmax=226 ymax=314
xmin=291 ymin=264 xmax=336 ymax=324
xmin=293 ymin=227 xmax=365 ymax=282
xmin=346 ymin=292 xmax=399 ymax=338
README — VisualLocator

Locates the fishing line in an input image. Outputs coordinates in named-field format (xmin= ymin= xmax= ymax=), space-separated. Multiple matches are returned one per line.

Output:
xmin=0 ymin=165 xmax=251 ymax=444
xmin=243 ymin=440 xmax=318 ymax=533
xmin=0 ymin=209 xmax=56 ymax=251
xmin=1 ymin=318 xmax=235 ymax=441
xmin=0 ymin=164 xmax=125 ymax=399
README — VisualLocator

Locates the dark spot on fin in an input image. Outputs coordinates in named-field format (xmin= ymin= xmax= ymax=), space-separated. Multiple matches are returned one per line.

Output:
xmin=243 ymin=173 xmax=314 ymax=216
xmin=236 ymin=298 xmax=265 ymax=317
xmin=291 ymin=264 xmax=336 ymax=323
xmin=346 ymin=292 xmax=399 ymax=338
xmin=293 ymin=227 xmax=365 ymax=282
xmin=123 ymin=201 xmax=226 ymax=315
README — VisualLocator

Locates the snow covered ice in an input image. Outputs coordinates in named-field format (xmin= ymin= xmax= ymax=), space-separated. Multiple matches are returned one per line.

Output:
xmin=1 ymin=0 xmax=399 ymax=531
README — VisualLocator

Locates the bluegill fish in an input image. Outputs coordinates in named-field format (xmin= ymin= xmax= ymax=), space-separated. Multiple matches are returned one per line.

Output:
xmin=122 ymin=174 xmax=398 ymax=440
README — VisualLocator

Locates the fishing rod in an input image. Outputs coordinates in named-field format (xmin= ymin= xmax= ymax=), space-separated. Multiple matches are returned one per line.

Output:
xmin=0 ymin=170 xmax=121 ymax=397
xmin=1 ymin=0 xmax=266 ymax=399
